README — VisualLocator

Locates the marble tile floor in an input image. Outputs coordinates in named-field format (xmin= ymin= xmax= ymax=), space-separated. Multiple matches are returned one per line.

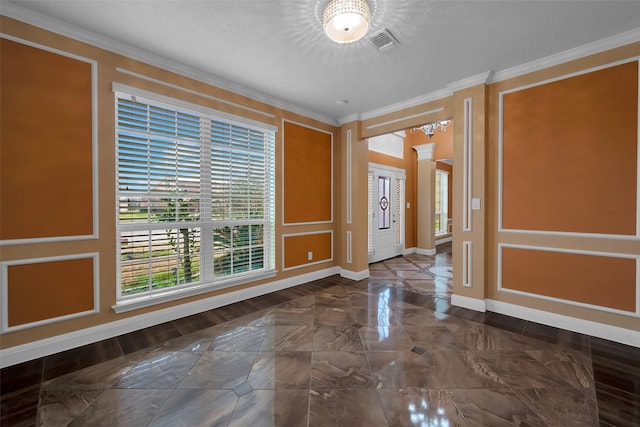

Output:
xmin=2 ymin=243 xmax=639 ymax=426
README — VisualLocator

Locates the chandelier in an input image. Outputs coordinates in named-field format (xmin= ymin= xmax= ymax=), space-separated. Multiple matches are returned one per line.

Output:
xmin=411 ymin=120 xmax=452 ymax=138
xmin=323 ymin=0 xmax=371 ymax=44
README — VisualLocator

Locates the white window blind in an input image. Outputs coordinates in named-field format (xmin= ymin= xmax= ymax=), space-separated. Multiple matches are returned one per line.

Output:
xmin=116 ymin=93 xmax=275 ymax=300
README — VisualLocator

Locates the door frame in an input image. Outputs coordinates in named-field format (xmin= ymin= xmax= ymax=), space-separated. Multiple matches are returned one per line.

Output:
xmin=368 ymin=163 xmax=406 ymax=263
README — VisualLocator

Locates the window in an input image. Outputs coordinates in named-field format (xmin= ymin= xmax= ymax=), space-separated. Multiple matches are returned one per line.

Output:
xmin=378 ymin=176 xmax=391 ymax=230
xmin=435 ymin=169 xmax=449 ymax=235
xmin=116 ymin=92 xmax=275 ymax=305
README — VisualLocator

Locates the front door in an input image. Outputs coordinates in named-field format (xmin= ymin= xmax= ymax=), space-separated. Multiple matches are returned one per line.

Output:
xmin=369 ymin=164 xmax=405 ymax=263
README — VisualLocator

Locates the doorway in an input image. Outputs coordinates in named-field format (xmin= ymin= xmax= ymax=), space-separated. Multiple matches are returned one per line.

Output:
xmin=368 ymin=163 xmax=406 ymax=263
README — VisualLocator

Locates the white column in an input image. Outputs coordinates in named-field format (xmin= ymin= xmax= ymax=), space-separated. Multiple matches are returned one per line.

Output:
xmin=413 ymin=143 xmax=436 ymax=255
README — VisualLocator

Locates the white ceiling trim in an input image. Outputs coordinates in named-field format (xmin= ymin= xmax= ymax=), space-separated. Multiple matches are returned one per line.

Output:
xmin=446 ymin=71 xmax=494 ymax=92
xmin=355 ymin=27 xmax=640 ymax=125
xmin=490 ymin=27 xmax=640 ymax=83
xmin=1 ymin=2 xmax=340 ymax=127
xmin=366 ymin=107 xmax=445 ymax=131
xmin=359 ymin=88 xmax=453 ymax=122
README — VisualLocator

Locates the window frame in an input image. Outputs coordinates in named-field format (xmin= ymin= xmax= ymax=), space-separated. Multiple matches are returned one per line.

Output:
xmin=435 ymin=169 xmax=449 ymax=236
xmin=112 ymin=84 xmax=276 ymax=313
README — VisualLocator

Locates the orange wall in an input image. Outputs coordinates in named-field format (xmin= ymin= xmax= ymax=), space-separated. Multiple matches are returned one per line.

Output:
xmin=502 ymin=61 xmax=637 ymax=235
xmin=283 ymin=232 xmax=332 ymax=269
xmin=283 ymin=121 xmax=333 ymax=224
xmin=369 ymin=125 xmax=454 ymax=249
xmin=0 ymin=16 xmax=340 ymax=351
xmin=1 ymin=38 xmax=93 ymax=240
xmin=501 ymin=246 xmax=636 ymax=312
xmin=487 ymin=46 xmax=640 ymax=332
xmin=7 ymin=257 xmax=95 ymax=327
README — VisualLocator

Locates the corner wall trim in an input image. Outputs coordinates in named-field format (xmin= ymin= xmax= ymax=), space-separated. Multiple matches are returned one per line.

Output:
xmin=403 ymin=247 xmax=417 ymax=255
xmin=340 ymin=269 xmax=369 ymax=281
xmin=0 ymin=266 xmax=341 ymax=368
xmin=416 ymin=248 xmax=436 ymax=256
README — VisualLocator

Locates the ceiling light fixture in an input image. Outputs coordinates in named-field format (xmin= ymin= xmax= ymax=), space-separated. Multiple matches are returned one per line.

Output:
xmin=323 ymin=0 xmax=371 ymax=44
xmin=411 ymin=120 xmax=452 ymax=138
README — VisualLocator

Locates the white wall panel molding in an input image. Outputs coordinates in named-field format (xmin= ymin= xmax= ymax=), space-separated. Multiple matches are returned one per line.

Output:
xmin=0 ymin=253 xmax=100 ymax=333
xmin=497 ymin=243 xmax=640 ymax=317
xmin=282 ymin=119 xmax=334 ymax=226
xmin=0 ymin=34 xmax=99 ymax=246
xmin=281 ymin=230 xmax=334 ymax=272
xmin=462 ymin=97 xmax=473 ymax=232
xmin=462 ymin=241 xmax=472 ymax=288
xmin=346 ymin=129 xmax=353 ymax=224
xmin=497 ymin=58 xmax=640 ymax=239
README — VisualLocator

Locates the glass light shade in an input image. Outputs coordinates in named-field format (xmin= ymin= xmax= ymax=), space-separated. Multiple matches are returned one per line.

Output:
xmin=323 ymin=0 xmax=371 ymax=44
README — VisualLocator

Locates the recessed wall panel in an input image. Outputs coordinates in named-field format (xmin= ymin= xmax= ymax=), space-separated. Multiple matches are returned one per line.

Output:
xmin=283 ymin=121 xmax=332 ymax=224
xmin=283 ymin=232 xmax=332 ymax=269
xmin=5 ymin=256 xmax=96 ymax=329
xmin=0 ymin=38 xmax=94 ymax=241
xmin=501 ymin=61 xmax=638 ymax=235
xmin=501 ymin=246 xmax=637 ymax=313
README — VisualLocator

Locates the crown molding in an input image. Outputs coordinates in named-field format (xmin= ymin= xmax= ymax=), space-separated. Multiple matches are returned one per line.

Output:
xmin=337 ymin=113 xmax=361 ymax=125
xmin=490 ymin=27 xmax=640 ymax=83
xmin=1 ymin=2 xmax=339 ymax=127
xmin=360 ymin=88 xmax=453 ymax=121
xmin=446 ymin=70 xmax=494 ymax=92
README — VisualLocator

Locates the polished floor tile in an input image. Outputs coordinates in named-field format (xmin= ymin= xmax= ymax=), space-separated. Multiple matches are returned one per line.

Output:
xmin=178 ymin=351 xmax=256 ymax=390
xmin=308 ymin=389 xmax=388 ymax=427
xmin=149 ymin=389 xmax=237 ymax=427
xmin=378 ymin=388 xmax=465 ymax=426
xmin=227 ymin=389 xmax=309 ymax=427
xmin=246 ymin=351 xmax=311 ymax=389
xmin=448 ymin=388 xmax=547 ymax=426
xmin=311 ymin=351 xmax=374 ymax=389
xmin=2 ymin=243 xmax=637 ymax=426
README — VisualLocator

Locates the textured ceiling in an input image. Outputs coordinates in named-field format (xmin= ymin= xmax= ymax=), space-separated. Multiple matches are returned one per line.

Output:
xmin=5 ymin=0 xmax=640 ymax=123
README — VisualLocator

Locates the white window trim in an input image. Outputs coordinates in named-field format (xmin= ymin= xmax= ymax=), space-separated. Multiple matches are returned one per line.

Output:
xmin=112 ymin=87 xmax=277 ymax=312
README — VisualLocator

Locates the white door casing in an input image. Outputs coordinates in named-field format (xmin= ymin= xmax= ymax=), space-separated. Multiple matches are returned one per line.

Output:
xmin=368 ymin=163 xmax=406 ymax=263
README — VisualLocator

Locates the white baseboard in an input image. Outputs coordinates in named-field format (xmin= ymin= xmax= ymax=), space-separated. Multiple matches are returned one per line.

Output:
xmin=451 ymin=294 xmax=639 ymax=348
xmin=416 ymin=248 xmax=436 ymax=256
xmin=403 ymin=247 xmax=417 ymax=255
xmin=0 ymin=267 xmax=341 ymax=368
xmin=451 ymin=294 xmax=487 ymax=312
xmin=435 ymin=236 xmax=452 ymax=245
xmin=486 ymin=299 xmax=640 ymax=348
xmin=340 ymin=268 xmax=369 ymax=281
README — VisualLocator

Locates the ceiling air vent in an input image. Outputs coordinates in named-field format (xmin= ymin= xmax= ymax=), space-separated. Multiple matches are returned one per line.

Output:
xmin=368 ymin=28 xmax=399 ymax=51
